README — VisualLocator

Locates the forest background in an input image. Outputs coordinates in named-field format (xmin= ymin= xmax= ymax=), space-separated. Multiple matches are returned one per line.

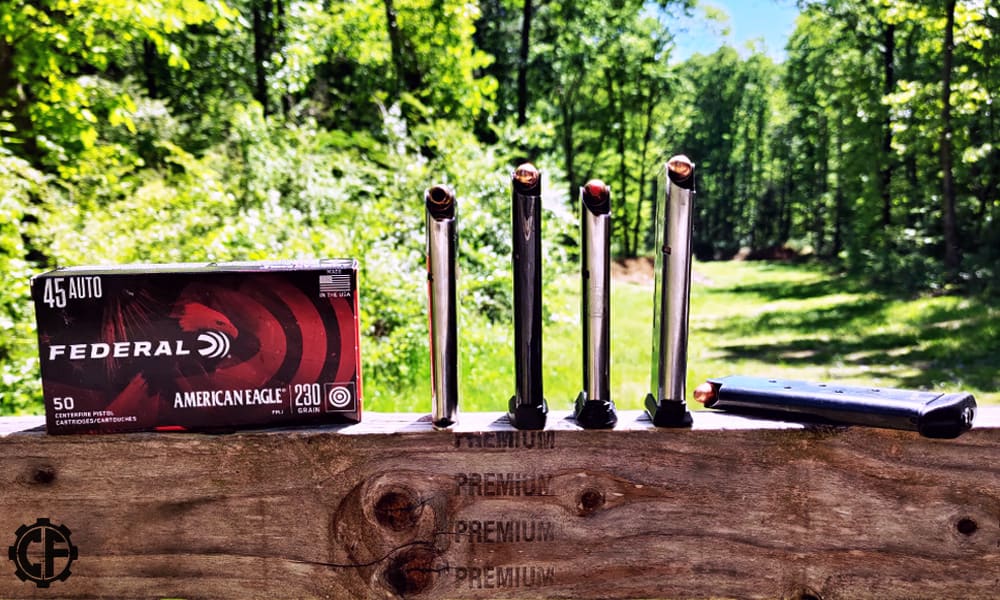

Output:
xmin=1 ymin=0 xmax=997 ymax=414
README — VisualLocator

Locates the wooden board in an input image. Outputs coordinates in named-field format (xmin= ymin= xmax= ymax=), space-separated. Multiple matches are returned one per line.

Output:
xmin=1 ymin=409 xmax=999 ymax=599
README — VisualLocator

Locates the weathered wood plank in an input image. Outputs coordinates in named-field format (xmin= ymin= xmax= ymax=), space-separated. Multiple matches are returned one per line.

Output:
xmin=0 ymin=416 xmax=44 ymax=436
xmin=1 ymin=409 xmax=998 ymax=599
xmin=0 ymin=410 xmax=814 ymax=437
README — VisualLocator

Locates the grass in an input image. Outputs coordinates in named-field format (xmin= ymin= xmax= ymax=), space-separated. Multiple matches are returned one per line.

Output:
xmin=372 ymin=259 xmax=999 ymax=412
xmin=687 ymin=261 xmax=999 ymax=405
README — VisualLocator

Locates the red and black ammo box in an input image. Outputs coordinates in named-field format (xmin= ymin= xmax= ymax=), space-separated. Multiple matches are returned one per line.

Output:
xmin=31 ymin=259 xmax=362 ymax=434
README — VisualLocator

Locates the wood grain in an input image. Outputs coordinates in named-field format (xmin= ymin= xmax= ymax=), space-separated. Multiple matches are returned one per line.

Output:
xmin=1 ymin=409 xmax=998 ymax=599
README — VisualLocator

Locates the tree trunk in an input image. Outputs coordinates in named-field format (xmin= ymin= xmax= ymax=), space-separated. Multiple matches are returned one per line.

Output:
xmin=517 ymin=0 xmax=532 ymax=126
xmin=832 ymin=190 xmax=845 ymax=258
xmin=617 ymin=127 xmax=629 ymax=256
xmin=383 ymin=0 xmax=422 ymax=104
xmin=559 ymin=66 xmax=586 ymax=223
xmin=609 ymin=80 xmax=630 ymax=256
xmin=561 ymin=102 xmax=576 ymax=224
xmin=0 ymin=36 xmax=11 ymax=98
xmin=750 ymin=93 xmax=768 ymax=247
xmin=880 ymin=22 xmax=895 ymax=227
xmin=631 ymin=89 xmax=657 ymax=257
xmin=940 ymin=0 xmax=960 ymax=280
xmin=815 ymin=114 xmax=829 ymax=257
xmin=143 ymin=40 xmax=159 ymax=99
xmin=777 ymin=139 xmax=793 ymax=244
xmin=252 ymin=0 xmax=271 ymax=115
xmin=276 ymin=0 xmax=290 ymax=114
xmin=0 ymin=38 xmax=38 ymax=161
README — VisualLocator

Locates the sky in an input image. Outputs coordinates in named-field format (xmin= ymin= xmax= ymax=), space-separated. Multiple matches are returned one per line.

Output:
xmin=669 ymin=0 xmax=802 ymax=63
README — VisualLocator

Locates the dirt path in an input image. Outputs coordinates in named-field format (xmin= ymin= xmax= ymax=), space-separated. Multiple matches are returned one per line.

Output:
xmin=612 ymin=256 xmax=713 ymax=286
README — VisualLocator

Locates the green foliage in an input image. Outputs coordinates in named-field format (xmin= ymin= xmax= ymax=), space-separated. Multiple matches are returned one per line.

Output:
xmin=676 ymin=46 xmax=784 ymax=259
xmin=522 ymin=0 xmax=692 ymax=257
xmin=780 ymin=0 xmax=1000 ymax=290
xmin=0 ymin=151 xmax=44 ymax=413
xmin=1 ymin=0 xmax=999 ymax=415
xmin=14 ymin=99 xmax=575 ymax=413
xmin=0 ymin=0 xmax=237 ymax=166
xmin=321 ymin=0 xmax=496 ymax=128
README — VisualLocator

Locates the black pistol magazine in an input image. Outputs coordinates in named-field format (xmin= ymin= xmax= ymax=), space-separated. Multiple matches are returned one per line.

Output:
xmin=697 ymin=375 xmax=976 ymax=438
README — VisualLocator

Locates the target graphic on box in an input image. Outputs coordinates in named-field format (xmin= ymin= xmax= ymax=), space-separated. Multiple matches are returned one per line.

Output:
xmin=325 ymin=382 xmax=356 ymax=412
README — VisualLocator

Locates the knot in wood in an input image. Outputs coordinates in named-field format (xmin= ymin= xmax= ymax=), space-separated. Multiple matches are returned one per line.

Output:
xmin=956 ymin=517 xmax=978 ymax=536
xmin=373 ymin=488 xmax=422 ymax=531
xmin=383 ymin=546 xmax=445 ymax=597
xmin=577 ymin=488 xmax=605 ymax=516
xmin=32 ymin=466 xmax=57 ymax=485
xmin=793 ymin=587 xmax=823 ymax=600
